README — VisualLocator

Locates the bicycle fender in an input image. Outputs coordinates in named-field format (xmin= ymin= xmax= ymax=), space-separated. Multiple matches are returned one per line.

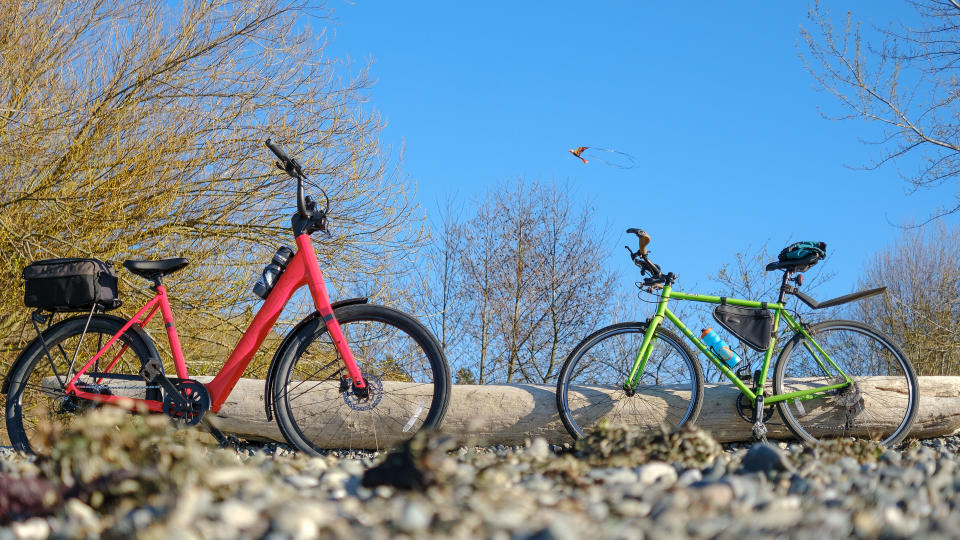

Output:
xmin=263 ymin=297 xmax=369 ymax=422
xmin=2 ymin=314 xmax=160 ymax=394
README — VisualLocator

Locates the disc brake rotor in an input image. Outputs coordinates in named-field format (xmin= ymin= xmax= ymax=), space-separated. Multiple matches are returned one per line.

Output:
xmin=343 ymin=372 xmax=383 ymax=411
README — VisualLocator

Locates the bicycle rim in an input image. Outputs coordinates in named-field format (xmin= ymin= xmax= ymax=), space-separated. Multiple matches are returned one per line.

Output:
xmin=5 ymin=316 xmax=156 ymax=454
xmin=774 ymin=320 xmax=918 ymax=446
xmin=277 ymin=305 xmax=448 ymax=453
xmin=557 ymin=323 xmax=703 ymax=439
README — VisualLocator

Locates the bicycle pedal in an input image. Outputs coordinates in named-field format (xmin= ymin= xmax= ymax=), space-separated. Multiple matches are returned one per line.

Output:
xmin=140 ymin=357 xmax=164 ymax=382
xmin=752 ymin=422 xmax=768 ymax=442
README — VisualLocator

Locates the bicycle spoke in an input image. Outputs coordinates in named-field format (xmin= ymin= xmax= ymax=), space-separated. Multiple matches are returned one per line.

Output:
xmin=775 ymin=321 xmax=917 ymax=446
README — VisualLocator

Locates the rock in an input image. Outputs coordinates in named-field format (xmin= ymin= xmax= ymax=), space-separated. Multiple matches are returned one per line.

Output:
xmin=528 ymin=516 xmax=581 ymax=540
xmin=0 ymin=475 xmax=59 ymax=519
xmin=397 ymin=501 xmax=432 ymax=533
xmin=10 ymin=518 xmax=50 ymax=540
xmin=637 ymin=462 xmax=677 ymax=486
xmin=525 ymin=437 xmax=551 ymax=461
xmin=614 ymin=500 xmax=652 ymax=517
xmin=272 ymin=501 xmax=332 ymax=539
xmin=787 ymin=474 xmax=813 ymax=496
xmin=285 ymin=475 xmax=320 ymax=490
xmin=587 ymin=468 xmax=637 ymax=484
xmin=739 ymin=443 xmax=794 ymax=474
xmin=690 ymin=481 xmax=735 ymax=506
xmin=218 ymin=500 xmax=260 ymax=531
xmin=361 ymin=431 xmax=458 ymax=491
xmin=677 ymin=469 xmax=702 ymax=486
xmin=852 ymin=511 xmax=882 ymax=538
xmin=64 ymin=499 xmax=99 ymax=532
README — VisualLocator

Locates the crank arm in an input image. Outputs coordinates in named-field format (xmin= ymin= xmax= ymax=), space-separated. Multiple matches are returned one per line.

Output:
xmin=139 ymin=357 xmax=189 ymax=407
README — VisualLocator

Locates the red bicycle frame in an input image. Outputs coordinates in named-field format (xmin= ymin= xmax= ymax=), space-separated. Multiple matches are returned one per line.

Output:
xmin=64 ymin=232 xmax=363 ymax=413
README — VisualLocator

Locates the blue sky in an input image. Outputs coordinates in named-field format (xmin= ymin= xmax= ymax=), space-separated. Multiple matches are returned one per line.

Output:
xmin=320 ymin=1 xmax=956 ymax=301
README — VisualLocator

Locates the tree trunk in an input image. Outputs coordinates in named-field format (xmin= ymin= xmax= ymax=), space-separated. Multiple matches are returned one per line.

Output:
xmin=183 ymin=376 xmax=960 ymax=448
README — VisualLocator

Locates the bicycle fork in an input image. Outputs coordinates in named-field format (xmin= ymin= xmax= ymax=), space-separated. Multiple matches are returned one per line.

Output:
xmin=624 ymin=286 xmax=673 ymax=393
xmin=296 ymin=234 xmax=367 ymax=393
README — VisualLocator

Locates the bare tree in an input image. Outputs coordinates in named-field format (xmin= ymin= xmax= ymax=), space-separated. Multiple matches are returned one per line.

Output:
xmin=494 ymin=180 xmax=543 ymax=383
xmin=460 ymin=200 xmax=501 ymax=383
xmin=801 ymin=0 xmax=960 ymax=218
xmin=428 ymin=179 xmax=619 ymax=384
xmin=856 ymin=223 xmax=960 ymax=375
xmin=0 ymin=0 xmax=421 ymax=378
xmin=528 ymin=186 xmax=617 ymax=383
xmin=420 ymin=200 xmax=467 ymax=357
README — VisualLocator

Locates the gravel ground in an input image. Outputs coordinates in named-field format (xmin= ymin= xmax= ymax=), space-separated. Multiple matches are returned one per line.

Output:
xmin=1 ymin=412 xmax=959 ymax=540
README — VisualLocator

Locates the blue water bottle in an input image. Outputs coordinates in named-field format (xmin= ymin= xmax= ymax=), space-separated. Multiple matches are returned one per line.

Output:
xmin=701 ymin=328 xmax=741 ymax=368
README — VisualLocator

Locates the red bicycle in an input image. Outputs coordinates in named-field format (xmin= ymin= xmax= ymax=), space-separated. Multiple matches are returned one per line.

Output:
xmin=4 ymin=140 xmax=450 ymax=455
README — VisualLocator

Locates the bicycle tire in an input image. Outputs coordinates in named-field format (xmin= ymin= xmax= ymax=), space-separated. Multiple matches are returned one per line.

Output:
xmin=773 ymin=319 xmax=919 ymax=446
xmin=271 ymin=303 xmax=450 ymax=454
xmin=556 ymin=321 xmax=704 ymax=440
xmin=4 ymin=315 xmax=160 ymax=454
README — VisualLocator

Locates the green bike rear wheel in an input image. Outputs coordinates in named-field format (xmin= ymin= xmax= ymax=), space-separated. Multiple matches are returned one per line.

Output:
xmin=773 ymin=319 xmax=918 ymax=446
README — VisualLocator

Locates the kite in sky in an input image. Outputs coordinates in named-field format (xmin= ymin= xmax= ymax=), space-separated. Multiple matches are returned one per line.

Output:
xmin=569 ymin=146 xmax=589 ymax=164
xmin=568 ymin=146 xmax=637 ymax=169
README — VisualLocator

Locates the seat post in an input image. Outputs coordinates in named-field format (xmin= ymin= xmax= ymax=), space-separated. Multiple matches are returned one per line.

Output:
xmin=777 ymin=270 xmax=793 ymax=304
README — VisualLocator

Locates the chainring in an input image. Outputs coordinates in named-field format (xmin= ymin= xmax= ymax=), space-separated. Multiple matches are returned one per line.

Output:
xmin=342 ymin=373 xmax=383 ymax=411
xmin=736 ymin=392 xmax=774 ymax=423
xmin=162 ymin=379 xmax=211 ymax=426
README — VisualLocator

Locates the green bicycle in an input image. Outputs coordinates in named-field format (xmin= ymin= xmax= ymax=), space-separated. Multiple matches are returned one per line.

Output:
xmin=556 ymin=229 xmax=919 ymax=446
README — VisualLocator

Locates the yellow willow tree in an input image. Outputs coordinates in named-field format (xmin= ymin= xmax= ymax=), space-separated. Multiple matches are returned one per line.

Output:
xmin=0 ymin=0 xmax=422 ymax=377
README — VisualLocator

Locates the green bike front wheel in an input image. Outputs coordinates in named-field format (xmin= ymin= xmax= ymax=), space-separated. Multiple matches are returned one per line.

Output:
xmin=773 ymin=319 xmax=919 ymax=446
xmin=556 ymin=322 xmax=704 ymax=440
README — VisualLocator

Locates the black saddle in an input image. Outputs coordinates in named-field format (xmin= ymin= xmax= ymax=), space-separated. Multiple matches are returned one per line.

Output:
xmin=123 ymin=258 xmax=189 ymax=279
xmin=764 ymin=253 xmax=821 ymax=273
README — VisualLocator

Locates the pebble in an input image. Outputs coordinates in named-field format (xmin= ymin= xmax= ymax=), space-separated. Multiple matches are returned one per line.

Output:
xmin=397 ymin=501 xmax=432 ymax=532
xmin=637 ymin=461 xmax=677 ymax=485
xmin=5 ymin=428 xmax=960 ymax=539
xmin=9 ymin=518 xmax=49 ymax=540
xmin=525 ymin=437 xmax=552 ymax=461
xmin=588 ymin=467 xmax=637 ymax=484
xmin=739 ymin=443 xmax=793 ymax=474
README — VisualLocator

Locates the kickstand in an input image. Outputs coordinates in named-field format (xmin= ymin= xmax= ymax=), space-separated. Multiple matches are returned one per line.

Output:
xmin=752 ymin=394 xmax=768 ymax=443
xmin=202 ymin=417 xmax=242 ymax=450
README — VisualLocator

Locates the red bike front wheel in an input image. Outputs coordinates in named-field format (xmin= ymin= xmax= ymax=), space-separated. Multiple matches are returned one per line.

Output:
xmin=271 ymin=303 xmax=450 ymax=454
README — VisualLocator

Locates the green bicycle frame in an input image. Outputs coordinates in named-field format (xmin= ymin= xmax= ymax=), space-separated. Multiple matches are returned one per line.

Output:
xmin=624 ymin=285 xmax=852 ymax=403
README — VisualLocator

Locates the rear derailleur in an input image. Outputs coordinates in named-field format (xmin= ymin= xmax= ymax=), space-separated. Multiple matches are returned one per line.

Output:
xmin=60 ymin=382 xmax=113 ymax=414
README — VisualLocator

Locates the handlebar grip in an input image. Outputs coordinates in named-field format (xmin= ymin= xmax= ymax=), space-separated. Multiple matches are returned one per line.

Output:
xmin=626 ymin=228 xmax=651 ymax=256
xmin=265 ymin=138 xmax=290 ymax=163
xmin=636 ymin=231 xmax=650 ymax=256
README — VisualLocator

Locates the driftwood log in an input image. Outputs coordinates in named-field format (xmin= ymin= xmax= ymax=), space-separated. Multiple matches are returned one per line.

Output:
xmin=188 ymin=376 xmax=960 ymax=448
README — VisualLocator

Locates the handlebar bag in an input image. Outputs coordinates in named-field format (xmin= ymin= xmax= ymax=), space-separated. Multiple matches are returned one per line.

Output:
xmin=23 ymin=258 xmax=120 ymax=312
xmin=712 ymin=303 xmax=773 ymax=352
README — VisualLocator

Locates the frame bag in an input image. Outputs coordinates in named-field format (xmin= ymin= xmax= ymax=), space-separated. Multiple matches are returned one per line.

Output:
xmin=23 ymin=258 xmax=120 ymax=312
xmin=712 ymin=302 xmax=773 ymax=352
